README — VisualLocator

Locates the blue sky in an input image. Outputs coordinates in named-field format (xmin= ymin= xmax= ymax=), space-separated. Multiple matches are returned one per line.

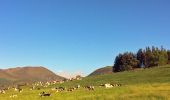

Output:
xmin=0 ymin=0 xmax=170 ymax=76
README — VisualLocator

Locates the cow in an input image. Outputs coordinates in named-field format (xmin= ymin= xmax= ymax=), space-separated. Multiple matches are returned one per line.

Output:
xmin=51 ymin=88 xmax=60 ymax=92
xmin=85 ymin=86 xmax=94 ymax=91
xmin=14 ymin=88 xmax=23 ymax=93
xmin=30 ymin=86 xmax=36 ymax=90
xmin=39 ymin=91 xmax=51 ymax=97
xmin=111 ymin=83 xmax=122 ymax=87
xmin=104 ymin=83 xmax=113 ymax=88
xmin=0 ymin=89 xmax=5 ymax=94
xmin=51 ymin=87 xmax=65 ymax=92
xmin=10 ymin=94 xmax=18 ymax=98
xmin=67 ymin=88 xmax=75 ymax=92
xmin=58 ymin=87 xmax=65 ymax=91
xmin=99 ymin=84 xmax=105 ymax=87
xmin=76 ymin=85 xmax=81 ymax=89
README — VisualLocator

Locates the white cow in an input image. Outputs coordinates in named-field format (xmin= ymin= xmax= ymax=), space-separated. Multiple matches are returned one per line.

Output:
xmin=104 ymin=84 xmax=113 ymax=88
xmin=0 ymin=90 xmax=5 ymax=94
xmin=10 ymin=94 xmax=18 ymax=98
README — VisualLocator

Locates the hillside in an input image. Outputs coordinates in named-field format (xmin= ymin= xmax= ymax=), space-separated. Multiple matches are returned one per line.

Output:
xmin=1 ymin=65 xmax=170 ymax=100
xmin=89 ymin=66 xmax=113 ymax=76
xmin=0 ymin=65 xmax=170 ymax=100
xmin=59 ymin=65 xmax=170 ymax=87
xmin=0 ymin=66 xmax=65 ymax=85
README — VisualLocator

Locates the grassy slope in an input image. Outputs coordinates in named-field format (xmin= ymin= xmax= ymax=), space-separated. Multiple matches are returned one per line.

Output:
xmin=88 ymin=66 xmax=113 ymax=76
xmin=59 ymin=65 xmax=170 ymax=87
xmin=1 ymin=83 xmax=170 ymax=100
xmin=1 ymin=65 xmax=170 ymax=100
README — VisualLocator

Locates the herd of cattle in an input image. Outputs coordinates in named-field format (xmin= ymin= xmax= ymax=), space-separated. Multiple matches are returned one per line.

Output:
xmin=39 ymin=83 xmax=122 ymax=97
xmin=0 ymin=80 xmax=122 ymax=98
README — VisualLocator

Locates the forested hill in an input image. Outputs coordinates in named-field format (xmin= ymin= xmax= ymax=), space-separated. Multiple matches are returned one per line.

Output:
xmin=89 ymin=46 xmax=170 ymax=76
xmin=113 ymin=46 xmax=170 ymax=72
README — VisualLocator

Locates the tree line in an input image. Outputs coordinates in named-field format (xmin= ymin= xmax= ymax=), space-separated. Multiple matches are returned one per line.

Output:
xmin=113 ymin=46 xmax=170 ymax=72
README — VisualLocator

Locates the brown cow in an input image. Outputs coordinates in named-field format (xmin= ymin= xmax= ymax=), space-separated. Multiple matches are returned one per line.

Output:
xmin=84 ymin=86 xmax=94 ymax=91
xmin=39 ymin=91 xmax=51 ymax=97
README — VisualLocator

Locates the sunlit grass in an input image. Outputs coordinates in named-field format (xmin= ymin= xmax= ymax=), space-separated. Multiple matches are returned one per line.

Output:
xmin=0 ymin=65 xmax=170 ymax=100
xmin=0 ymin=83 xmax=170 ymax=100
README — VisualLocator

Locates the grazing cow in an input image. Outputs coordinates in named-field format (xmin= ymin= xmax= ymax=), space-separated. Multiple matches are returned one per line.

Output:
xmin=67 ymin=85 xmax=80 ymax=92
xmin=15 ymin=88 xmax=23 ymax=93
xmin=67 ymin=88 xmax=75 ymax=92
xmin=51 ymin=88 xmax=57 ymax=91
xmin=37 ymin=87 xmax=41 ymax=90
xmin=111 ymin=83 xmax=122 ymax=87
xmin=58 ymin=87 xmax=65 ymax=91
xmin=51 ymin=88 xmax=60 ymax=92
xmin=76 ymin=85 xmax=81 ymax=89
xmin=85 ymin=86 xmax=94 ymax=91
xmin=0 ymin=89 xmax=5 ymax=94
xmin=46 ymin=82 xmax=51 ymax=86
xmin=51 ymin=87 xmax=65 ymax=92
xmin=117 ymin=83 xmax=122 ymax=86
xmin=39 ymin=91 xmax=51 ymax=97
xmin=30 ymin=86 xmax=36 ymax=90
xmin=18 ymin=88 xmax=23 ymax=93
xmin=104 ymin=83 xmax=113 ymax=88
xmin=99 ymin=84 xmax=105 ymax=87
xmin=10 ymin=94 xmax=18 ymax=98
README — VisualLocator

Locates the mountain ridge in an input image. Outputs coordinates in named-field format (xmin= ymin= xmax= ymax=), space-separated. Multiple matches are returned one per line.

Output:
xmin=0 ymin=66 xmax=65 ymax=85
xmin=89 ymin=66 xmax=113 ymax=76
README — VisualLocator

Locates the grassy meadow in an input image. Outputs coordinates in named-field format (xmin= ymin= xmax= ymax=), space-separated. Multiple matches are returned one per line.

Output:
xmin=0 ymin=65 xmax=170 ymax=100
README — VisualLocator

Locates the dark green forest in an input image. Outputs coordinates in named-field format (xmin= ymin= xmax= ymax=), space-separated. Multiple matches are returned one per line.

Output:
xmin=113 ymin=46 xmax=170 ymax=72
